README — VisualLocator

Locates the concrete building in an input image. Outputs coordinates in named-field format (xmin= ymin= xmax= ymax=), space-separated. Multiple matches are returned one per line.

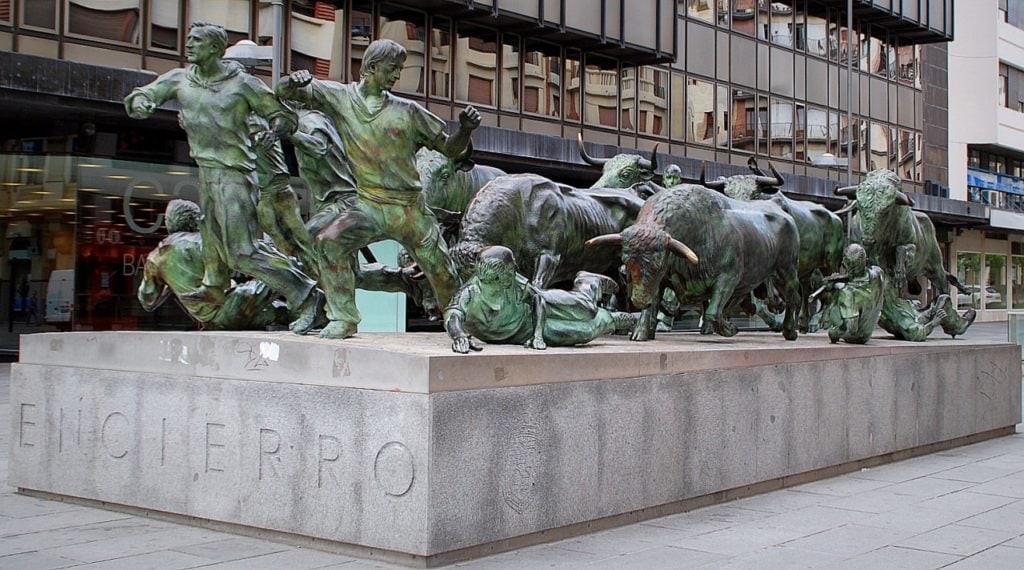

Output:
xmin=949 ymin=0 xmax=1024 ymax=322
xmin=0 ymin=0 xmax=960 ymax=351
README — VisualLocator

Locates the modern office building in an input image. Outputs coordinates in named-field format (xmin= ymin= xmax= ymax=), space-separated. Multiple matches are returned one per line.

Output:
xmin=0 ymin=0 xmax=961 ymax=351
xmin=949 ymin=0 xmax=1024 ymax=321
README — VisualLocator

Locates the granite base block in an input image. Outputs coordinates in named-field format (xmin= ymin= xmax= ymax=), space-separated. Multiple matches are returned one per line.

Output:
xmin=9 ymin=331 xmax=1021 ymax=566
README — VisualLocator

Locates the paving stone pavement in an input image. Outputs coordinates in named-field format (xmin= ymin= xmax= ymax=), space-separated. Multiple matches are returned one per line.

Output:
xmin=2 ymin=322 xmax=1023 ymax=569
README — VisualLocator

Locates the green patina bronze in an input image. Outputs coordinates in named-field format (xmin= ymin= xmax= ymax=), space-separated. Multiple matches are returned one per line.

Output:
xmin=248 ymin=112 xmax=317 ymax=274
xmin=820 ymin=244 xmax=885 ymax=345
xmin=290 ymin=107 xmax=359 ymax=237
xmin=587 ymin=184 xmax=798 ymax=342
xmin=138 ymin=200 xmax=302 ymax=330
xmin=835 ymin=168 xmax=975 ymax=339
xmin=125 ymin=21 xmax=322 ymax=334
xmin=704 ymin=159 xmax=845 ymax=333
xmin=276 ymin=38 xmax=479 ymax=340
xmin=444 ymin=246 xmax=634 ymax=353
xmin=878 ymin=291 xmax=973 ymax=341
xmin=662 ymin=164 xmax=684 ymax=188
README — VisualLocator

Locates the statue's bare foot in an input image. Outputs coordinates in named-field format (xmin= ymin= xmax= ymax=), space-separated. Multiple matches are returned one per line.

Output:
xmin=290 ymin=289 xmax=325 ymax=335
xmin=319 ymin=321 xmax=357 ymax=340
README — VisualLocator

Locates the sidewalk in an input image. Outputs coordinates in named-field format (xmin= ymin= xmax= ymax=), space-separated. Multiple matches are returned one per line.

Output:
xmin=0 ymin=323 xmax=1022 ymax=569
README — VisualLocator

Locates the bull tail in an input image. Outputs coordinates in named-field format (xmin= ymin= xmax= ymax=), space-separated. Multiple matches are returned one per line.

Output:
xmin=946 ymin=272 xmax=968 ymax=291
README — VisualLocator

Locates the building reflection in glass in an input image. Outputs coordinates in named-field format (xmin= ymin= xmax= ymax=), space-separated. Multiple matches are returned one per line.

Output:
xmin=688 ymin=79 xmax=715 ymax=145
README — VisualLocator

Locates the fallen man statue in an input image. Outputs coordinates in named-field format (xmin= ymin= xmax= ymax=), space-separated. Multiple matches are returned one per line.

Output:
xmin=444 ymin=246 xmax=635 ymax=353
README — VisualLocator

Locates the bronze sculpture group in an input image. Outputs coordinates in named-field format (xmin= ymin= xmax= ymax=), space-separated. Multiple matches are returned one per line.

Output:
xmin=130 ymin=22 xmax=975 ymax=353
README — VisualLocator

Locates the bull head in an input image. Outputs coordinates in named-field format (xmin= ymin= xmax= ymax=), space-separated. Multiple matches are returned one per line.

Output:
xmin=839 ymin=169 xmax=915 ymax=240
xmin=586 ymin=233 xmax=697 ymax=265
xmin=579 ymin=133 xmax=659 ymax=187
xmin=589 ymin=226 xmax=698 ymax=309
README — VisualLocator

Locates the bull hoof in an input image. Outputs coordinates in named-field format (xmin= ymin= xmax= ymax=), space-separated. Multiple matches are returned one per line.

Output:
xmin=630 ymin=328 xmax=653 ymax=342
xmin=714 ymin=320 xmax=738 ymax=337
xmin=319 ymin=321 xmax=357 ymax=340
xmin=699 ymin=321 xmax=715 ymax=335
xmin=783 ymin=328 xmax=798 ymax=341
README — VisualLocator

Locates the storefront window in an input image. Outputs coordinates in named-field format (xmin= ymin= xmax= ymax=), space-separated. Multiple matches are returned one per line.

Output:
xmin=149 ymin=0 xmax=180 ymax=52
xmin=0 ymin=153 xmax=421 ymax=350
xmin=22 ymin=0 xmax=56 ymax=29
xmin=957 ymin=252 xmax=982 ymax=311
xmin=688 ymin=79 xmax=714 ymax=145
xmin=188 ymin=0 xmax=250 ymax=45
xmin=584 ymin=54 xmax=619 ymax=128
xmin=430 ymin=17 xmax=452 ymax=99
xmin=66 ymin=0 xmax=140 ymax=45
xmin=523 ymin=42 xmax=561 ymax=119
xmin=379 ymin=10 xmax=426 ymax=95
xmin=1013 ymin=255 xmax=1024 ymax=309
xmin=455 ymin=24 xmax=498 ymax=108
xmin=985 ymin=254 xmax=1008 ymax=309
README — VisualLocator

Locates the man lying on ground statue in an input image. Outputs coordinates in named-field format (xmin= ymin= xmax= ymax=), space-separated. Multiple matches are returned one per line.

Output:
xmin=879 ymin=289 xmax=975 ymax=342
xmin=819 ymin=244 xmax=885 ymax=345
xmin=137 ymin=200 xmax=317 ymax=330
xmin=276 ymin=38 xmax=480 ymax=340
xmin=445 ymin=246 xmax=636 ymax=354
xmin=124 ymin=21 xmax=322 ymax=334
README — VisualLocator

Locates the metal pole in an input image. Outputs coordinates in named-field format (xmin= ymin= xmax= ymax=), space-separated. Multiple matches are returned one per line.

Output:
xmin=846 ymin=0 xmax=854 ymax=243
xmin=272 ymin=0 xmax=284 ymax=86
xmin=846 ymin=0 xmax=853 ymax=187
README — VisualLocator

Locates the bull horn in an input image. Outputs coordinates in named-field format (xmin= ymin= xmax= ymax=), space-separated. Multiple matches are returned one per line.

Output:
xmin=585 ymin=234 xmax=623 ymax=248
xmin=896 ymin=191 xmax=915 ymax=207
xmin=668 ymin=239 xmax=699 ymax=265
xmin=834 ymin=185 xmax=858 ymax=197
xmin=754 ymin=162 xmax=785 ymax=194
xmin=747 ymin=156 xmax=765 ymax=176
xmin=638 ymin=144 xmax=660 ymax=172
xmin=577 ymin=132 xmax=608 ymax=167
xmin=834 ymin=200 xmax=858 ymax=216
xmin=700 ymin=162 xmax=727 ymax=191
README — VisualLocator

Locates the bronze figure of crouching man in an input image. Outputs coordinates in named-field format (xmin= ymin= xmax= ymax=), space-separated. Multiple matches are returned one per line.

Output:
xmin=125 ymin=21 xmax=322 ymax=333
xmin=277 ymin=38 xmax=480 ymax=339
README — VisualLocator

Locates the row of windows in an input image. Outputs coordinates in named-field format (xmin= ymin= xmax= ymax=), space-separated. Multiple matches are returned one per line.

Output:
xmin=682 ymin=0 xmax=922 ymax=90
xmin=2 ymin=0 xmax=924 ymax=175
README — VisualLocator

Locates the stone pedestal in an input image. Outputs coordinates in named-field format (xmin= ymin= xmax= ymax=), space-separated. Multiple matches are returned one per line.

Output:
xmin=9 ymin=331 xmax=1021 ymax=566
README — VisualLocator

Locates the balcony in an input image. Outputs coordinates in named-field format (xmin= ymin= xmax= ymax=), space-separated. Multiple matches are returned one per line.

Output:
xmin=968 ymin=167 xmax=1024 ymax=212
xmin=815 ymin=0 xmax=953 ymax=44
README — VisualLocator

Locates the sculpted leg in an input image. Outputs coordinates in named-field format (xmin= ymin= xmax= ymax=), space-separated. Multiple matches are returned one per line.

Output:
xmin=314 ymin=203 xmax=382 ymax=338
xmin=394 ymin=203 xmax=460 ymax=309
